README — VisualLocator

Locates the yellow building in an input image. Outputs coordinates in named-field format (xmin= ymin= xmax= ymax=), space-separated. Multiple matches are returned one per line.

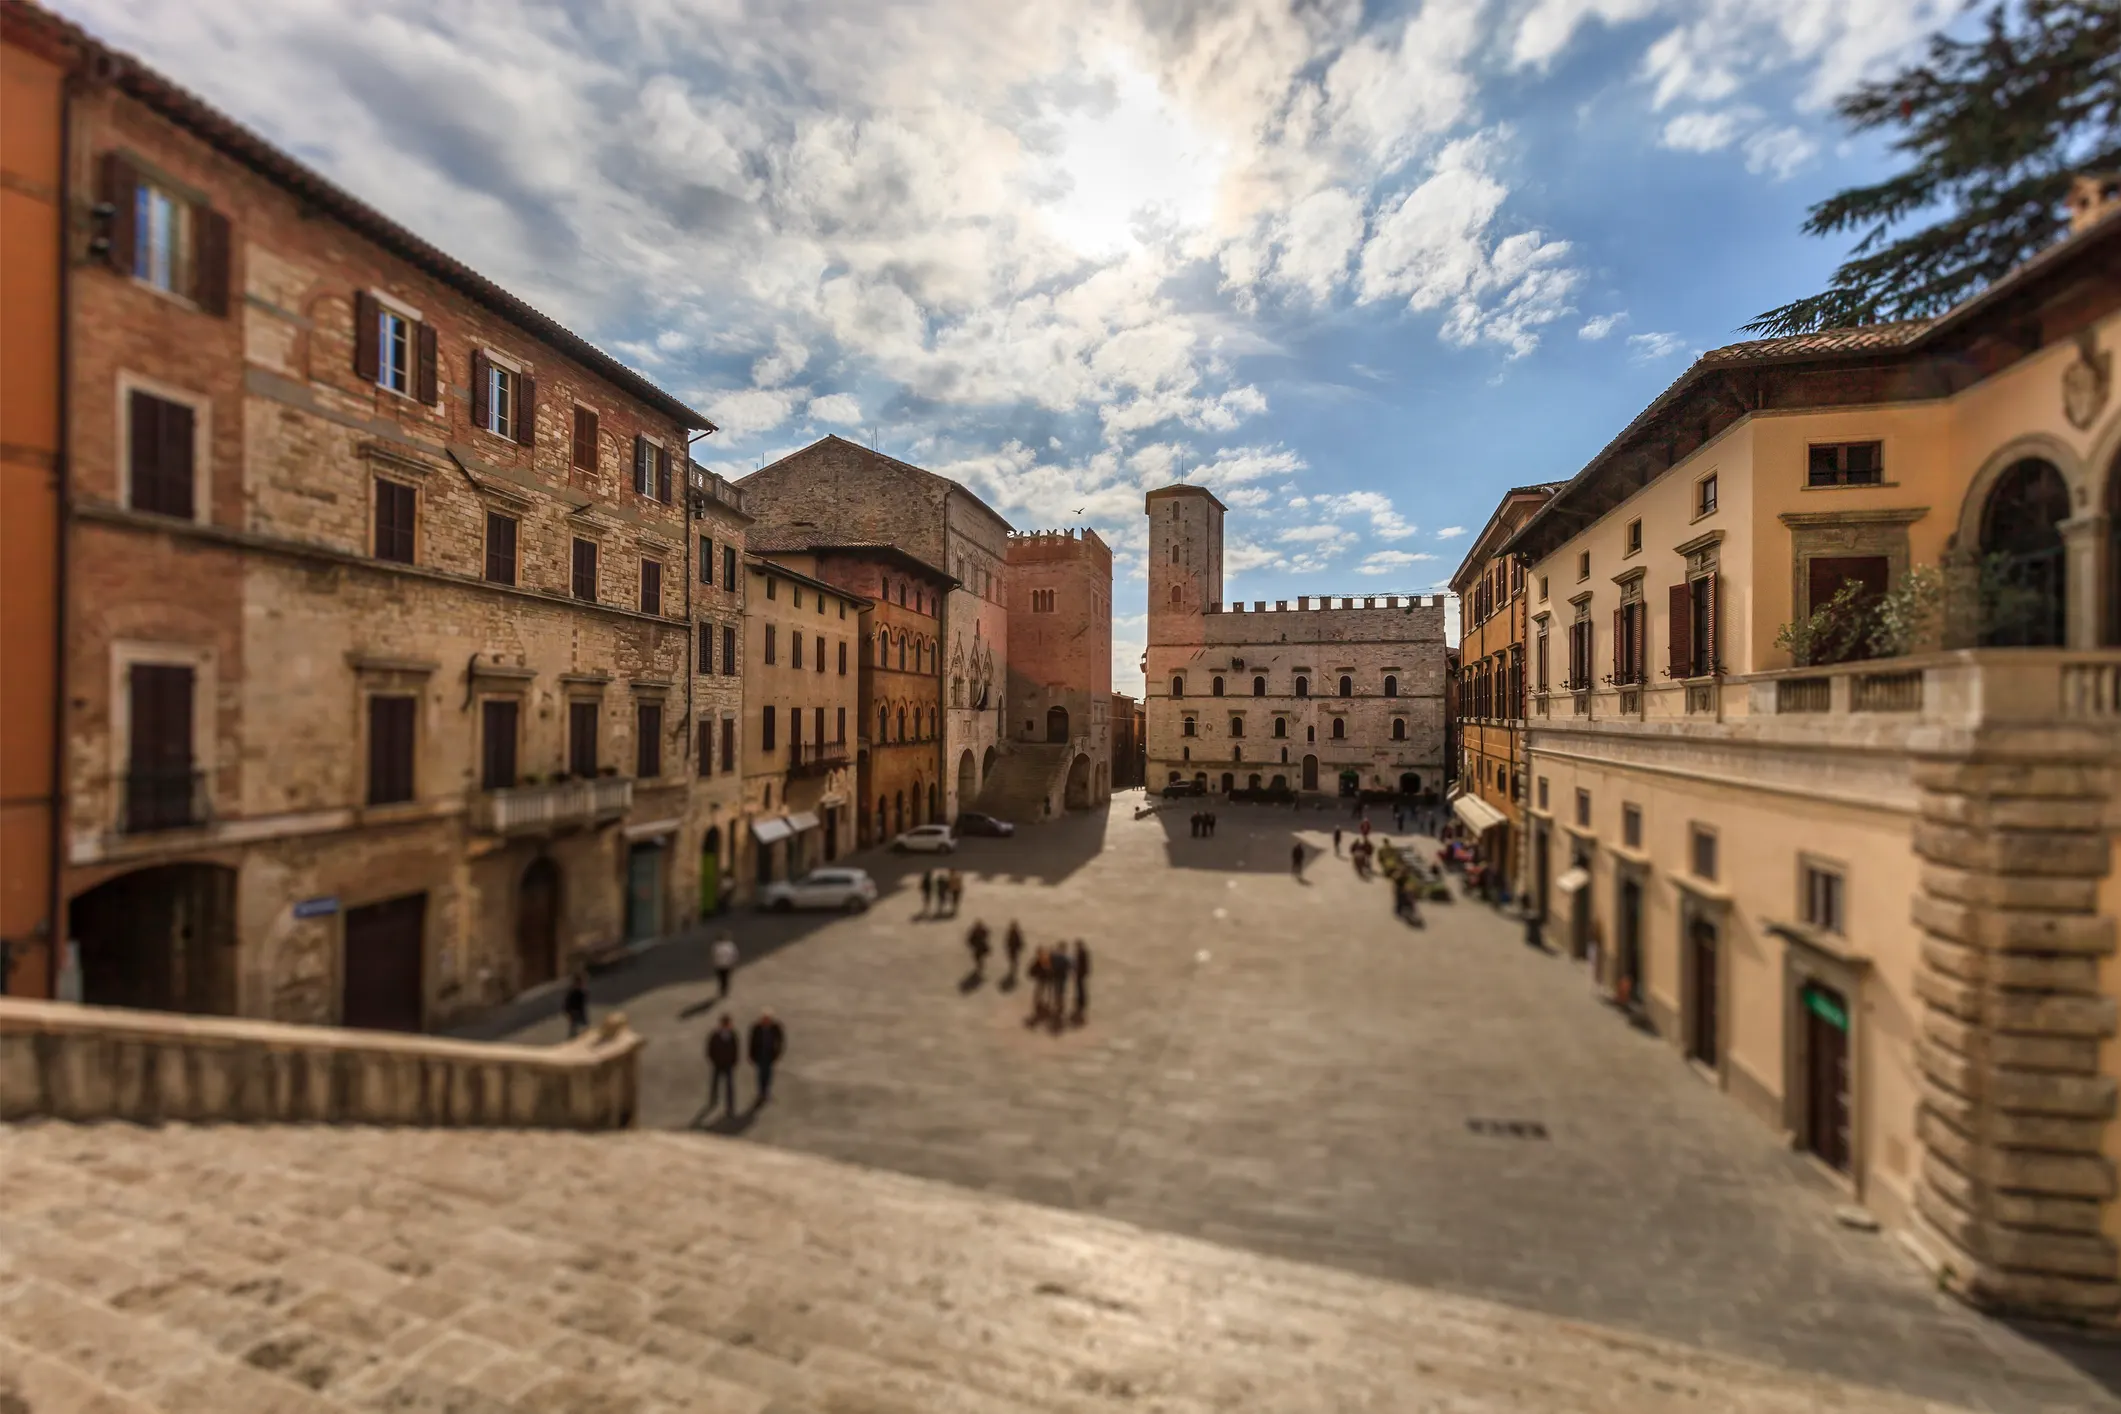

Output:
xmin=1509 ymin=191 xmax=2121 ymax=1321
xmin=737 ymin=557 xmax=864 ymax=894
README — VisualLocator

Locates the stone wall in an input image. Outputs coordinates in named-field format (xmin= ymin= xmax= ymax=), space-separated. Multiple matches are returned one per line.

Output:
xmin=0 ymin=997 xmax=642 ymax=1128
xmin=1006 ymin=529 xmax=1113 ymax=803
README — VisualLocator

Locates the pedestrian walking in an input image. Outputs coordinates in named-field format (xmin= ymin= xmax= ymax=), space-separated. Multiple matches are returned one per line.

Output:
xmin=920 ymin=869 xmax=936 ymax=915
xmin=1360 ymin=816 xmax=1372 ymax=842
xmin=1005 ymin=920 xmax=1025 ymax=982
xmin=1524 ymin=911 xmax=1545 ymax=951
xmin=563 ymin=968 xmax=590 ymax=1039
xmin=1072 ymin=940 xmax=1090 ymax=1021
xmin=1027 ymin=947 xmax=1051 ymax=1023
xmin=1189 ymin=811 xmax=1200 ymax=838
xmin=1048 ymin=946 xmax=1073 ymax=1030
xmin=1394 ymin=807 xmax=1404 ymax=833
xmin=748 ymin=1009 xmax=786 ymax=1106
xmin=705 ymin=1015 xmax=740 ymax=1115
xmin=1208 ymin=812 xmax=1218 ymax=837
xmin=1333 ymin=826 xmax=1343 ymax=856
xmin=967 ymin=919 xmax=991 ymax=973
xmin=711 ymin=935 xmax=739 ymax=1000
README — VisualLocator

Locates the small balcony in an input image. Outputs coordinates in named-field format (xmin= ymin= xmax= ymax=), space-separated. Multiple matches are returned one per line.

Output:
xmin=788 ymin=741 xmax=850 ymax=779
xmin=1753 ymin=649 xmax=2121 ymax=730
xmin=472 ymin=776 xmax=632 ymax=836
xmin=121 ymin=768 xmax=207 ymax=834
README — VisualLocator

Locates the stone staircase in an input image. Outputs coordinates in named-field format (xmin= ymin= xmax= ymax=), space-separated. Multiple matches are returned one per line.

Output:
xmin=0 ymin=1123 xmax=1963 ymax=1414
xmin=974 ymin=742 xmax=1074 ymax=822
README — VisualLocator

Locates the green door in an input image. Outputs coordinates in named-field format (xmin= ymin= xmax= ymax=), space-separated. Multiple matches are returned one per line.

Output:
xmin=699 ymin=843 xmax=719 ymax=916
xmin=625 ymin=842 xmax=664 ymax=943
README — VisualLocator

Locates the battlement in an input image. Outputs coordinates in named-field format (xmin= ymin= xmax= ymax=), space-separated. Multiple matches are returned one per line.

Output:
xmin=1006 ymin=526 xmax=1113 ymax=568
xmin=1207 ymin=594 xmax=1446 ymax=615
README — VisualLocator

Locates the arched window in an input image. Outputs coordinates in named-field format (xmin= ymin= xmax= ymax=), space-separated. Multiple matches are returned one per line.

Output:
xmin=1294 ymin=675 xmax=1308 ymax=698
xmin=897 ymin=707 xmax=906 ymax=740
xmin=1391 ymin=718 xmax=1406 ymax=740
xmin=1272 ymin=718 xmax=1286 ymax=738
xmin=1171 ymin=675 xmax=1185 ymax=698
xmin=877 ymin=704 xmax=887 ymax=740
xmin=1339 ymin=675 xmax=1353 ymax=698
xmin=1212 ymin=676 xmax=1224 ymax=696
xmin=1170 ymin=584 xmax=1182 ymax=607
xmin=1233 ymin=745 xmax=1242 ymax=762
xmin=1331 ymin=718 xmax=1346 ymax=739
xmin=1168 ymin=544 xmax=1178 ymax=564
xmin=929 ymin=707 xmax=938 ymax=737
xmin=1253 ymin=676 xmax=1265 ymax=696
xmin=1229 ymin=716 xmax=1244 ymax=737
xmin=1980 ymin=457 xmax=2071 ymax=646
xmin=898 ymin=636 xmax=907 ymax=671
xmin=1183 ymin=716 xmax=1197 ymax=737
xmin=877 ymin=629 xmax=888 ymax=661
xmin=1383 ymin=675 xmax=1398 ymax=698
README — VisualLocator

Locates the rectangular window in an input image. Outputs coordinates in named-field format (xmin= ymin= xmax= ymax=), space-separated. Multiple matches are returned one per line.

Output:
xmin=133 ymin=181 xmax=191 ymax=294
xmin=720 ymin=717 xmax=735 ymax=772
xmin=1539 ymin=575 xmax=1549 ymax=602
xmin=838 ymin=641 xmax=848 ymax=675
xmin=374 ymin=478 xmax=416 ymax=563
xmin=1574 ymin=788 xmax=1590 ymax=828
xmin=1537 ymin=777 xmax=1549 ymax=810
xmin=815 ymin=634 xmax=825 ymax=674
xmin=836 ymin=706 xmax=846 ymax=742
xmin=1803 ymin=863 xmax=1845 ymax=934
xmin=766 ymin=625 xmax=778 ymax=666
xmin=1697 ymin=473 xmax=1719 ymax=516
xmin=814 ymin=706 xmax=824 ymax=746
xmin=636 ymin=702 xmax=662 ymax=778
xmin=633 ymin=437 xmax=656 ymax=497
xmin=697 ymin=621 xmax=713 ymax=673
xmin=480 ymin=699 xmax=519 ymax=790
xmin=789 ymin=706 xmax=803 ymax=756
xmin=723 ymin=545 xmax=737 ymax=590
xmin=1625 ymin=519 xmax=1642 ymax=555
xmin=367 ymin=694 xmax=416 ymax=805
xmin=484 ymin=512 xmax=518 ymax=586
xmin=792 ymin=632 xmax=803 ymax=670
xmin=572 ymin=538 xmax=598 ymax=601
xmin=697 ymin=719 xmax=712 ymax=777
xmin=486 ymin=364 xmax=515 ymax=439
xmin=377 ymin=308 xmax=411 ymax=395
xmin=699 ymin=536 xmax=713 ymax=583
xmin=127 ymin=389 xmax=196 ymax=519
xmin=124 ymin=662 xmax=196 ymax=833
xmin=1807 ymin=441 xmax=1883 ymax=487
xmin=766 ymin=576 xmax=777 ymax=601
xmin=761 ymin=705 xmax=776 ymax=752
xmin=722 ymin=625 xmax=736 ymax=675
xmin=641 ymin=560 xmax=662 ymax=617
xmin=1576 ymin=550 xmax=1589 ymax=581
xmin=568 ymin=700 xmax=598 ymax=777
xmin=572 ymin=405 xmax=599 ymax=472
xmin=1622 ymin=803 xmax=1642 ymax=849
xmin=1691 ymin=824 xmax=1718 ymax=881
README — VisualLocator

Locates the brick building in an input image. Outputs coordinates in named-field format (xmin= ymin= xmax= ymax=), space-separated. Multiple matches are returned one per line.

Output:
xmin=1110 ymin=693 xmax=1144 ymax=791
xmin=998 ymin=529 xmax=1114 ymax=814
xmin=1144 ymin=485 xmax=1447 ymax=798
xmin=752 ymin=544 xmax=949 ymax=846
xmin=736 ymin=558 xmax=864 ymax=891
xmin=686 ymin=459 xmax=751 ymax=915
xmin=32 ymin=2 xmax=726 ymax=1030
xmin=738 ymin=437 xmax=1013 ymax=818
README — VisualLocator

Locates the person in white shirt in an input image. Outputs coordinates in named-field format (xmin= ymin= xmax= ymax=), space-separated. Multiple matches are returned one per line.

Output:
xmin=711 ymin=936 xmax=740 ymax=999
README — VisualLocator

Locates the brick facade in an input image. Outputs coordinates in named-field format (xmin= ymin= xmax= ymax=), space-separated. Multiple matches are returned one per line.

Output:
xmin=1005 ymin=529 xmax=1113 ymax=805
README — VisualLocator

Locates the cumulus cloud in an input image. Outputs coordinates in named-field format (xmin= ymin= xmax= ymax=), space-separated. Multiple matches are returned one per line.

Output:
xmin=1357 ymin=549 xmax=1439 ymax=575
xmin=1627 ymin=330 xmax=1687 ymax=359
xmin=1659 ymin=109 xmax=1748 ymax=153
xmin=1435 ymin=525 xmax=1468 ymax=539
xmin=805 ymin=391 xmax=863 ymax=424
xmin=1578 ymin=312 xmax=1626 ymax=340
xmin=1742 ymin=125 xmax=1818 ymax=179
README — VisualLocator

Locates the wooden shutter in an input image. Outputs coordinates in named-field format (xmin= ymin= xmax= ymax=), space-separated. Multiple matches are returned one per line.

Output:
xmin=101 ymin=151 xmax=138 ymax=274
xmin=655 ymin=444 xmax=671 ymax=503
xmin=631 ymin=434 xmax=646 ymax=494
xmin=1632 ymin=603 xmax=1646 ymax=684
xmin=129 ymin=391 xmax=195 ymax=519
xmin=353 ymin=291 xmax=380 ymax=380
xmin=573 ymin=406 xmax=598 ymax=471
xmin=723 ymin=625 xmax=735 ymax=674
xmin=367 ymin=695 xmax=415 ymax=804
xmin=192 ymin=206 xmax=231 ymax=316
xmin=129 ymin=664 xmax=195 ymax=772
xmin=515 ymin=374 xmax=536 ymax=447
xmin=481 ymin=699 xmax=518 ymax=790
xmin=698 ymin=720 xmax=712 ymax=776
xmin=375 ymin=479 xmax=416 ymax=563
xmin=569 ymin=700 xmax=598 ymax=777
xmin=1611 ymin=608 xmax=1623 ymax=682
xmin=1668 ymin=583 xmax=1692 ymax=678
xmin=470 ymin=350 xmax=490 ymax=430
xmin=1704 ymin=574 xmax=1720 ymax=674
xmin=415 ymin=323 xmax=439 ymax=404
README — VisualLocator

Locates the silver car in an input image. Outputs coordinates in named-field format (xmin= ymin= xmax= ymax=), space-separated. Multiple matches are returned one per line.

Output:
xmin=758 ymin=867 xmax=879 ymax=913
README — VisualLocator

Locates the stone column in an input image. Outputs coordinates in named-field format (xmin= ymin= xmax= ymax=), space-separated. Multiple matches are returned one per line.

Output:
xmin=1910 ymin=736 xmax=2119 ymax=1319
xmin=2060 ymin=512 xmax=2106 ymax=651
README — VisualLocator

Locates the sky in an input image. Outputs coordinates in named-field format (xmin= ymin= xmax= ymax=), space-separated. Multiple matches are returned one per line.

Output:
xmin=60 ymin=0 xmax=1963 ymax=692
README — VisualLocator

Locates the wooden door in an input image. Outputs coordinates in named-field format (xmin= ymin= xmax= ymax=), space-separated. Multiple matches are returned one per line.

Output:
xmin=342 ymin=894 xmax=426 ymax=1032
xmin=1688 ymin=920 xmax=1718 ymax=1065
xmin=515 ymin=858 xmax=559 ymax=989
xmin=1804 ymin=984 xmax=1852 ymax=1171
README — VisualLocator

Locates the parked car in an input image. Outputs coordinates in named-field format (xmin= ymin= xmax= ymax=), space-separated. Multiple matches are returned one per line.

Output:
xmin=759 ymin=868 xmax=878 ymax=913
xmin=954 ymin=811 xmax=1015 ymax=838
xmin=892 ymin=824 xmax=958 ymax=853
xmin=1161 ymin=779 xmax=1207 ymax=799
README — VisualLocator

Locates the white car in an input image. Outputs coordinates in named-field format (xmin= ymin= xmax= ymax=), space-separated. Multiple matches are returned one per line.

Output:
xmin=891 ymin=824 xmax=958 ymax=854
xmin=759 ymin=867 xmax=878 ymax=913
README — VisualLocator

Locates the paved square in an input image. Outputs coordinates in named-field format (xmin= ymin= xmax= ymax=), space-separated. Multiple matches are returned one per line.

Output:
xmin=500 ymin=798 xmax=2119 ymax=1413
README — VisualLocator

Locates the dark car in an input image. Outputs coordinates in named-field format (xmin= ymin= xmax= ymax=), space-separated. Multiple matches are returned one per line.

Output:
xmin=955 ymin=811 xmax=1016 ymax=838
xmin=1161 ymin=780 xmax=1207 ymax=799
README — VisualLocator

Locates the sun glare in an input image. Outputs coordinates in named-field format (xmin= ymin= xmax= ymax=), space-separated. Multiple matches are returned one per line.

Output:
xmin=1045 ymin=65 xmax=1222 ymax=258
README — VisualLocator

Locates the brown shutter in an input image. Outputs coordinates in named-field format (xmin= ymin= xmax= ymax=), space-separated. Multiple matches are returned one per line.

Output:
xmin=573 ymin=406 xmax=598 ymax=471
xmin=631 ymin=434 xmax=646 ymax=494
xmin=470 ymin=349 xmax=489 ymax=430
xmin=655 ymin=444 xmax=672 ymax=503
xmin=101 ymin=151 xmax=138 ymax=274
xmin=1632 ymin=603 xmax=1646 ymax=684
xmin=415 ymin=323 xmax=439 ymax=404
xmin=128 ymin=391 xmax=161 ymax=507
xmin=193 ymin=206 xmax=231 ymax=316
xmin=1611 ymin=607 xmax=1623 ymax=682
xmin=1668 ymin=584 xmax=1692 ymax=678
xmin=161 ymin=398 xmax=196 ymax=519
xmin=1705 ymin=574 xmax=1720 ymax=673
xmin=515 ymin=374 xmax=536 ymax=447
xmin=353 ymin=291 xmax=380 ymax=381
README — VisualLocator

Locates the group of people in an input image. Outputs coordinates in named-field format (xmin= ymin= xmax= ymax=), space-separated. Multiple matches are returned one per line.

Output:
xmin=1331 ymin=817 xmax=1380 ymax=878
xmin=921 ymin=867 xmax=967 ymax=916
xmin=1188 ymin=811 xmax=1220 ymax=837
xmin=962 ymin=919 xmax=1091 ymax=1028
xmin=701 ymin=1009 xmax=786 ymax=1118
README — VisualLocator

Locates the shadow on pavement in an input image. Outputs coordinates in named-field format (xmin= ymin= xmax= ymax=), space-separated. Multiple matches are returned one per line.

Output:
xmin=2002 ymin=1322 xmax=2121 ymax=1398
xmin=1153 ymin=797 xmax=1400 ymax=874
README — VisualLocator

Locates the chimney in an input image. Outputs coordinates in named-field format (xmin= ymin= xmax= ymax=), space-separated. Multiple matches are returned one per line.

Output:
xmin=2067 ymin=172 xmax=2121 ymax=237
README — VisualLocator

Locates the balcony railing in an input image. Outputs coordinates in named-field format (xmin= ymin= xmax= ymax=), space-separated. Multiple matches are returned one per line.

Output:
xmin=121 ymin=768 xmax=206 ymax=834
xmin=472 ymin=776 xmax=632 ymax=835
xmin=1850 ymin=669 xmax=1923 ymax=713
xmin=1753 ymin=649 xmax=2121 ymax=728
xmin=788 ymin=741 xmax=850 ymax=778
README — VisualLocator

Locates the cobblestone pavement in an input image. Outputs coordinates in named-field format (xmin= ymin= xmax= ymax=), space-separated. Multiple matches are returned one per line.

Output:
xmin=0 ymin=1124 xmax=1969 ymax=1414
xmin=502 ymin=796 xmax=2121 ymax=1414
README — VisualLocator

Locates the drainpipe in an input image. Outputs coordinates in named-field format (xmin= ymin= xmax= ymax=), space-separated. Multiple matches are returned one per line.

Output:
xmin=38 ymin=64 xmax=81 ymax=998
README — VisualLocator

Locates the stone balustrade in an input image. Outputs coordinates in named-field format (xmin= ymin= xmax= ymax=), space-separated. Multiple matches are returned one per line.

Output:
xmin=0 ymin=997 xmax=642 ymax=1129
xmin=469 ymin=774 xmax=633 ymax=835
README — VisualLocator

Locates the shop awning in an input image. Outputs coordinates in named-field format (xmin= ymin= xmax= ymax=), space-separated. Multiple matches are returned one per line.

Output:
xmin=786 ymin=811 xmax=821 ymax=834
xmin=751 ymin=816 xmax=793 ymax=845
xmin=1453 ymin=793 xmax=1508 ymax=835
xmin=1554 ymin=866 xmax=1591 ymax=897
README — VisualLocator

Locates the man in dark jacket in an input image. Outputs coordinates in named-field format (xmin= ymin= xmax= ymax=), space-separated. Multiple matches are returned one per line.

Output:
xmin=705 ymin=1015 xmax=740 ymax=1116
xmin=748 ymin=1010 xmax=787 ymax=1105
xmin=563 ymin=969 xmax=590 ymax=1039
xmin=1071 ymin=940 xmax=1090 ymax=1022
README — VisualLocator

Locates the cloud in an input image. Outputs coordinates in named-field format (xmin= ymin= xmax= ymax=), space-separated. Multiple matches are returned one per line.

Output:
xmin=1626 ymin=330 xmax=1686 ymax=359
xmin=1659 ymin=109 xmax=1748 ymax=153
xmin=1742 ymin=124 xmax=1818 ymax=179
xmin=1578 ymin=312 xmax=1626 ymax=340
xmin=710 ymin=386 xmax=803 ymax=439
xmin=1304 ymin=489 xmax=1417 ymax=540
xmin=805 ymin=391 xmax=862 ymax=424
xmin=1357 ymin=549 xmax=1439 ymax=575
xmin=1435 ymin=525 xmax=1468 ymax=539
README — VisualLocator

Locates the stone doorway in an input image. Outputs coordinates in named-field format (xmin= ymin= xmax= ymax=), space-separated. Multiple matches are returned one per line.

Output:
xmin=1301 ymin=755 xmax=1318 ymax=791
xmin=1066 ymin=754 xmax=1093 ymax=809
xmin=626 ymin=842 xmax=665 ymax=943
xmin=1801 ymin=981 xmax=1852 ymax=1172
xmin=957 ymin=749 xmax=975 ymax=806
xmin=1047 ymin=706 xmax=1070 ymax=743
xmin=515 ymin=857 xmax=560 ymax=992
xmin=67 ymin=863 xmax=237 ymax=1015
xmin=342 ymin=893 xmax=426 ymax=1032
xmin=1686 ymin=916 xmax=1720 ymax=1067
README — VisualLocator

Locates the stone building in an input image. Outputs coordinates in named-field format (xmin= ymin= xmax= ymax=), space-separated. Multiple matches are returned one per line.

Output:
xmin=738 ymin=437 xmax=1012 ymax=819
xmin=991 ymin=529 xmax=1113 ymax=817
xmin=1507 ymin=197 xmax=2121 ymax=1320
xmin=35 ymin=5 xmax=724 ymax=1031
xmin=750 ymin=544 xmax=950 ymax=846
xmin=1144 ymin=485 xmax=1446 ymax=798
xmin=686 ymin=459 xmax=751 ymax=915
xmin=1446 ymin=483 xmax=1560 ymax=892
xmin=1110 ymin=692 xmax=1144 ymax=790
xmin=736 ymin=558 xmax=864 ymax=892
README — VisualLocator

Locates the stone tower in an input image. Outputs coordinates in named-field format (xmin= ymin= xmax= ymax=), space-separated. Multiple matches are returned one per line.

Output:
xmin=1147 ymin=484 xmax=1224 ymax=622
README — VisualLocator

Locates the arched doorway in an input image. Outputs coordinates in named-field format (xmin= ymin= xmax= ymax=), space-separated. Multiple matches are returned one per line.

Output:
xmin=1046 ymin=705 xmax=1070 ymax=742
xmin=982 ymin=745 xmax=997 ymax=783
xmin=1301 ymin=755 xmax=1319 ymax=791
xmin=66 ymin=863 xmax=237 ymax=1015
xmin=1065 ymin=754 xmax=1092 ymax=809
xmin=928 ymin=782 xmax=939 ymax=819
xmin=957 ymin=749 xmax=975 ymax=805
xmin=1220 ymin=772 xmax=1234 ymax=793
xmin=1247 ymin=773 xmax=1261 ymax=789
xmin=700 ymin=827 xmax=722 ymax=914
xmin=1399 ymin=772 xmax=1420 ymax=795
xmin=516 ymin=857 xmax=560 ymax=990
xmin=1193 ymin=771 xmax=1207 ymax=790
xmin=1980 ymin=457 xmax=2070 ymax=646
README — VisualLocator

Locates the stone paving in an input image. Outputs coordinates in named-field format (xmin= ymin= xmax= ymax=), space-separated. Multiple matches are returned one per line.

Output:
xmin=499 ymin=795 xmax=2121 ymax=1414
